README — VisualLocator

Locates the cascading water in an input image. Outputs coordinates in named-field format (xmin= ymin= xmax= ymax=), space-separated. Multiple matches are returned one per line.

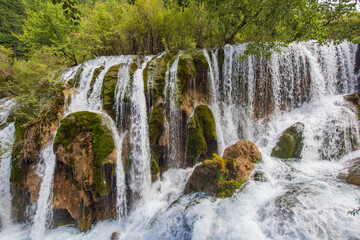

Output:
xmin=1 ymin=41 xmax=360 ymax=240
xmin=66 ymin=56 xmax=133 ymax=114
xmin=163 ymin=53 xmax=183 ymax=167
xmin=29 ymin=141 xmax=57 ymax=240
xmin=0 ymin=99 xmax=16 ymax=229
xmin=128 ymin=56 xmax=153 ymax=199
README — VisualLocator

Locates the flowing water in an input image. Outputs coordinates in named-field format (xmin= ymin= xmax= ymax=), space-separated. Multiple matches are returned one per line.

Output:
xmin=0 ymin=98 xmax=15 ymax=229
xmin=1 ymin=42 xmax=360 ymax=240
xmin=128 ymin=56 xmax=153 ymax=199
xmin=29 ymin=141 xmax=57 ymax=240
xmin=163 ymin=53 xmax=183 ymax=167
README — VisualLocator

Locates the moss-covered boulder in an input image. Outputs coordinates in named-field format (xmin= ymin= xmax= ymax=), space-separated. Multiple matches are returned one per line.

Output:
xmin=271 ymin=122 xmax=305 ymax=159
xmin=72 ymin=65 xmax=84 ymax=88
xmin=53 ymin=111 xmax=117 ymax=232
xmin=89 ymin=66 xmax=105 ymax=95
xmin=346 ymin=160 xmax=360 ymax=186
xmin=185 ymin=105 xmax=217 ymax=166
xmin=192 ymin=50 xmax=210 ymax=97
xmin=102 ymin=64 xmax=122 ymax=120
xmin=184 ymin=141 xmax=262 ymax=198
xmin=143 ymin=56 xmax=169 ymax=108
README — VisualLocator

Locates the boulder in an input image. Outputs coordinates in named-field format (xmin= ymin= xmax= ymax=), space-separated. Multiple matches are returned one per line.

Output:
xmin=184 ymin=140 xmax=262 ymax=198
xmin=52 ymin=111 xmax=117 ymax=231
xmin=102 ymin=64 xmax=122 ymax=120
xmin=185 ymin=105 xmax=217 ymax=166
xmin=271 ymin=122 xmax=304 ymax=159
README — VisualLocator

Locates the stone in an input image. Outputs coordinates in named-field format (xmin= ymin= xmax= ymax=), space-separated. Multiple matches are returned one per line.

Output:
xmin=184 ymin=140 xmax=262 ymax=198
xmin=52 ymin=111 xmax=117 ymax=231
xmin=271 ymin=122 xmax=304 ymax=159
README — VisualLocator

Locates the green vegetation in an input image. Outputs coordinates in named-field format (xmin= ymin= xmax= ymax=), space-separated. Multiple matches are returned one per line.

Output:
xmin=186 ymin=105 xmax=216 ymax=160
xmin=148 ymin=106 xmax=165 ymax=145
xmin=102 ymin=64 xmax=121 ymax=120
xmin=271 ymin=122 xmax=304 ymax=159
xmin=201 ymin=153 xmax=246 ymax=198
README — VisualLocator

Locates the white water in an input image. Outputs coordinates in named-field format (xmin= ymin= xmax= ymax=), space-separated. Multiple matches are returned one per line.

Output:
xmin=1 ymin=42 xmax=360 ymax=240
xmin=128 ymin=56 xmax=153 ymax=199
xmin=0 ymin=98 xmax=15 ymax=229
xmin=163 ymin=53 xmax=183 ymax=167
xmin=65 ymin=56 xmax=133 ymax=114
xmin=30 ymin=141 xmax=57 ymax=240
xmin=114 ymin=63 xmax=132 ymax=125
xmin=101 ymin=114 xmax=127 ymax=218
xmin=204 ymin=41 xmax=357 ymax=154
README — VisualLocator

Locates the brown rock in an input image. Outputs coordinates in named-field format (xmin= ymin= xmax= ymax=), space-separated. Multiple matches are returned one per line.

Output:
xmin=223 ymin=140 xmax=262 ymax=163
xmin=184 ymin=141 xmax=262 ymax=197
xmin=346 ymin=160 xmax=360 ymax=186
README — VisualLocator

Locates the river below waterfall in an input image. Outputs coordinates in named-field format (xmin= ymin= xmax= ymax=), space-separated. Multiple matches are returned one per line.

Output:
xmin=1 ymin=41 xmax=360 ymax=240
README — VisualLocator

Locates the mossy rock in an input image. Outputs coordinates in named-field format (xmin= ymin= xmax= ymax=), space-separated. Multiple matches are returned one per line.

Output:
xmin=143 ymin=56 xmax=169 ymax=104
xmin=73 ymin=65 xmax=84 ymax=88
xmin=177 ymin=54 xmax=196 ymax=104
xmin=148 ymin=105 xmax=165 ymax=145
xmin=89 ymin=66 xmax=105 ymax=95
xmin=217 ymin=179 xmax=245 ymax=198
xmin=102 ymin=64 xmax=122 ymax=120
xmin=192 ymin=50 xmax=209 ymax=74
xmin=151 ymin=150 xmax=160 ymax=181
xmin=271 ymin=122 xmax=304 ymax=159
xmin=185 ymin=105 xmax=217 ymax=162
xmin=54 ymin=111 xmax=115 ymax=195
xmin=54 ymin=111 xmax=115 ymax=166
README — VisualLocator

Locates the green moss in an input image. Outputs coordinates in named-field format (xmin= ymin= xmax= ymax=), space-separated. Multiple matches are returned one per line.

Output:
xmin=89 ymin=66 xmax=105 ymax=94
xmin=271 ymin=122 xmax=304 ymax=159
xmin=150 ymin=150 xmax=160 ymax=176
xmin=102 ymin=64 xmax=121 ymax=120
xmin=202 ymin=154 xmax=226 ymax=173
xmin=177 ymin=53 xmax=196 ymax=104
xmin=192 ymin=50 xmax=209 ymax=73
xmin=185 ymin=115 xmax=207 ymax=159
xmin=130 ymin=62 xmax=138 ymax=79
xmin=194 ymin=105 xmax=216 ymax=141
xmin=54 ymin=111 xmax=115 ymax=166
xmin=185 ymin=105 xmax=216 ymax=160
xmin=93 ymin=168 xmax=110 ymax=195
xmin=74 ymin=65 xmax=84 ymax=88
xmin=148 ymin=106 xmax=165 ymax=145
xmin=216 ymin=179 xmax=245 ymax=198
xmin=143 ymin=57 xmax=169 ymax=103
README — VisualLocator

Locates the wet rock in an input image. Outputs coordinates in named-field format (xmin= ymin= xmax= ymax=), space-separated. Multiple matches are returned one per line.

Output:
xmin=253 ymin=171 xmax=267 ymax=182
xmin=184 ymin=141 xmax=262 ymax=197
xmin=271 ymin=122 xmax=304 ymax=159
xmin=185 ymin=105 xmax=217 ymax=166
xmin=52 ymin=111 xmax=117 ymax=232
xmin=102 ymin=64 xmax=122 ymax=120
xmin=111 ymin=232 xmax=121 ymax=240
xmin=344 ymin=92 xmax=360 ymax=120
xmin=345 ymin=159 xmax=360 ymax=186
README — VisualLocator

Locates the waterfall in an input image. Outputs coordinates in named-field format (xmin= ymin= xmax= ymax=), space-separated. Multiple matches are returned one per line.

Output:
xmin=101 ymin=114 xmax=127 ymax=218
xmin=66 ymin=56 xmax=132 ymax=114
xmin=114 ymin=63 xmax=132 ymax=125
xmin=30 ymin=141 xmax=56 ymax=240
xmin=163 ymin=53 xmax=183 ymax=167
xmin=0 ymin=98 xmax=16 ymax=229
xmin=129 ymin=56 xmax=153 ymax=198
xmin=204 ymin=41 xmax=357 ymax=151
xmin=2 ymin=42 xmax=360 ymax=239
